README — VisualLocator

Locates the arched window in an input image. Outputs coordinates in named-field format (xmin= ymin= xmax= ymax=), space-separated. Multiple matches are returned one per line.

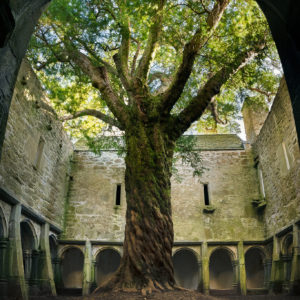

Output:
xmin=61 ymin=247 xmax=84 ymax=291
xmin=0 ymin=208 xmax=8 ymax=282
xmin=0 ymin=206 xmax=7 ymax=239
xmin=245 ymin=247 xmax=265 ymax=289
xmin=0 ymin=217 xmax=4 ymax=238
xmin=282 ymin=235 xmax=293 ymax=283
xmin=95 ymin=248 xmax=121 ymax=286
xmin=209 ymin=248 xmax=234 ymax=290
xmin=20 ymin=221 xmax=36 ymax=281
xmin=49 ymin=235 xmax=58 ymax=275
xmin=172 ymin=249 xmax=199 ymax=290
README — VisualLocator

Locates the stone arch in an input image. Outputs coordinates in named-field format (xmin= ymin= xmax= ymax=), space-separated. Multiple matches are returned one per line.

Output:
xmin=49 ymin=234 xmax=58 ymax=261
xmin=20 ymin=219 xmax=38 ymax=250
xmin=172 ymin=248 xmax=199 ymax=290
xmin=172 ymin=247 xmax=200 ymax=260
xmin=93 ymin=246 xmax=122 ymax=260
xmin=58 ymin=245 xmax=83 ymax=258
xmin=210 ymin=246 xmax=236 ymax=261
xmin=60 ymin=247 xmax=84 ymax=290
xmin=209 ymin=247 xmax=235 ymax=290
xmin=95 ymin=247 xmax=121 ymax=286
xmin=282 ymin=234 xmax=293 ymax=256
xmin=0 ymin=205 xmax=8 ymax=238
xmin=281 ymin=234 xmax=293 ymax=283
xmin=245 ymin=247 xmax=266 ymax=289
xmin=20 ymin=219 xmax=38 ymax=281
xmin=49 ymin=234 xmax=58 ymax=279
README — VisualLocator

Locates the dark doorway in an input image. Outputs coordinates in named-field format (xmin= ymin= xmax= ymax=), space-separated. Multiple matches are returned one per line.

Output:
xmin=282 ymin=235 xmax=293 ymax=283
xmin=60 ymin=247 xmax=84 ymax=295
xmin=245 ymin=248 xmax=265 ymax=289
xmin=20 ymin=221 xmax=36 ymax=281
xmin=173 ymin=249 xmax=199 ymax=290
xmin=96 ymin=249 xmax=121 ymax=286
xmin=209 ymin=248 xmax=234 ymax=290
xmin=49 ymin=235 xmax=58 ymax=280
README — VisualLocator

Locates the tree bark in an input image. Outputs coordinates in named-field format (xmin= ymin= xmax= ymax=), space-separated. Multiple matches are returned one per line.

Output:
xmin=95 ymin=120 xmax=176 ymax=292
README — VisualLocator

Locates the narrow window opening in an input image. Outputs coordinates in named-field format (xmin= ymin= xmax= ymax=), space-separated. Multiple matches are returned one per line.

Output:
xmin=203 ymin=184 xmax=210 ymax=206
xmin=33 ymin=137 xmax=45 ymax=170
xmin=255 ymin=158 xmax=265 ymax=199
xmin=115 ymin=184 xmax=121 ymax=206
xmin=258 ymin=166 xmax=265 ymax=198
xmin=282 ymin=142 xmax=290 ymax=170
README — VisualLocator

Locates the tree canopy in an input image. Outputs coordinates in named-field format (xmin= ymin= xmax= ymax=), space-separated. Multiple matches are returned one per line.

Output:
xmin=27 ymin=0 xmax=283 ymax=292
xmin=27 ymin=0 xmax=281 ymax=141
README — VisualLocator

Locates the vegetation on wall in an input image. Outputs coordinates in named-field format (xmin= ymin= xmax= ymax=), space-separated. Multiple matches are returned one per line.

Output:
xmin=27 ymin=0 xmax=282 ymax=292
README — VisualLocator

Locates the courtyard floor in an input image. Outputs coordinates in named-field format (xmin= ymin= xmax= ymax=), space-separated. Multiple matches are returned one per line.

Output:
xmin=31 ymin=291 xmax=299 ymax=300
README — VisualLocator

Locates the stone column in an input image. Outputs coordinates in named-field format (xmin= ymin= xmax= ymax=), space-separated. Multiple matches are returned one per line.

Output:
xmin=282 ymin=254 xmax=292 ymax=293
xmin=232 ymin=260 xmax=239 ymax=293
xmin=53 ymin=257 xmax=62 ymax=292
xmin=7 ymin=204 xmax=28 ymax=300
xmin=197 ymin=260 xmax=203 ymax=292
xmin=263 ymin=259 xmax=272 ymax=288
xmin=237 ymin=241 xmax=246 ymax=295
xmin=23 ymin=250 xmax=32 ymax=281
xmin=39 ymin=223 xmax=56 ymax=296
xmin=29 ymin=249 xmax=40 ymax=295
xmin=269 ymin=235 xmax=283 ymax=293
xmin=0 ymin=238 xmax=8 ymax=297
xmin=201 ymin=242 xmax=209 ymax=295
xmin=290 ymin=224 xmax=300 ymax=294
xmin=82 ymin=240 xmax=92 ymax=296
xmin=90 ymin=259 xmax=97 ymax=293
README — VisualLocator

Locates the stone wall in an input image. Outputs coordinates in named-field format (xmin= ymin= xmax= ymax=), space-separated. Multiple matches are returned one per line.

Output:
xmin=192 ymin=134 xmax=244 ymax=150
xmin=253 ymin=79 xmax=300 ymax=237
xmin=64 ymin=136 xmax=265 ymax=242
xmin=172 ymin=147 xmax=264 ymax=241
xmin=0 ymin=61 xmax=73 ymax=228
xmin=242 ymin=101 xmax=269 ymax=144
xmin=63 ymin=151 xmax=126 ymax=240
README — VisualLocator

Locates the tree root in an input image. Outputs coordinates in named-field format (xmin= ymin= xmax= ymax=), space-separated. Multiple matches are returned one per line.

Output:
xmin=93 ymin=274 xmax=177 ymax=295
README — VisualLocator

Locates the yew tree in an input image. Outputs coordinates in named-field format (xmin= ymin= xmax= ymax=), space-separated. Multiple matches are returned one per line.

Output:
xmin=28 ymin=0 xmax=281 ymax=292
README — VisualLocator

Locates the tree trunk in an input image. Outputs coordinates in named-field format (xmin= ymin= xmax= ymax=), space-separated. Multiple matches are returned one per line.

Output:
xmin=95 ymin=121 xmax=176 ymax=292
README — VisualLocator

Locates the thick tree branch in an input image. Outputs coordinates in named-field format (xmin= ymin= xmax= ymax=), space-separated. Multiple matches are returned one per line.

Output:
xmin=40 ymin=22 xmax=129 ymax=126
xmin=131 ymin=42 xmax=140 ymax=76
xmin=113 ymin=53 xmax=132 ymax=95
xmin=49 ymin=21 xmax=119 ymax=76
xmin=112 ymin=8 xmax=134 ymax=99
xmin=161 ymin=0 xmax=230 ymax=114
xmin=172 ymin=41 xmax=266 ymax=138
xmin=209 ymin=97 xmax=226 ymax=124
xmin=119 ymin=18 xmax=130 ymax=75
xmin=135 ymin=0 xmax=166 ymax=82
xmin=60 ymin=109 xmax=123 ymax=129
xmin=113 ymin=16 xmax=131 ymax=83
xmin=66 ymin=49 xmax=129 ymax=128
xmin=73 ymin=36 xmax=118 ymax=76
